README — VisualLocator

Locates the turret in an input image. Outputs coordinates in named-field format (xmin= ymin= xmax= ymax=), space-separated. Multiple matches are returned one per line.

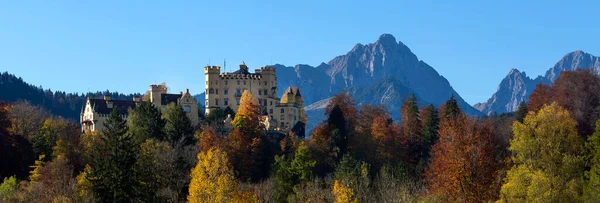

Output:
xmin=150 ymin=84 xmax=167 ymax=107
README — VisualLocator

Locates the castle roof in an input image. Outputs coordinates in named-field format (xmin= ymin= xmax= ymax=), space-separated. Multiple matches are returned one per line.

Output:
xmin=89 ymin=99 xmax=138 ymax=115
xmin=161 ymin=94 xmax=181 ymax=105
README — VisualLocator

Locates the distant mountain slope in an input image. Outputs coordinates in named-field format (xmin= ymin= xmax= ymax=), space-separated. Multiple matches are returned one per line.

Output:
xmin=275 ymin=34 xmax=481 ymax=129
xmin=0 ymin=72 xmax=141 ymax=121
xmin=476 ymin=50 xmax=600 ymax=115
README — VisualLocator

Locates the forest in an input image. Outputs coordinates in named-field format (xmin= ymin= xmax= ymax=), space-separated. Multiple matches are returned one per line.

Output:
xmin=1 ymin=69 xmax=600 ymax=203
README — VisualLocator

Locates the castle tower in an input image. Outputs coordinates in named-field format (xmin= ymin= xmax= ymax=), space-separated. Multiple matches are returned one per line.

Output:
xmin=150 ymin=84 xmax=167 ymax=108
xmin=204 ymin=65 xmax=221 ymax=115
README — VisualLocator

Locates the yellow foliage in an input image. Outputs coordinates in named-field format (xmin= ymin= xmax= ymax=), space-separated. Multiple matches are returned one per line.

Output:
xmin=333 ymin=180 xmax=357 ymax=203
xmin=499 ymin=103 xmax=584 ymax=202
xmin=231 ymin=191 xmax=260 ymax=203
xmin=75 ymin=165 xmax=94 ymax=200
xmin=188 ymin=148 xmax=237 ymax=203
xmin=29 ymin=154 xmax=46 ymax=182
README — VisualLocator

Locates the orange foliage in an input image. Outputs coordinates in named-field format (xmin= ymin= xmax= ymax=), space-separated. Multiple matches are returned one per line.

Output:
xmin=527 ymin=83 xmax=552 ymax=113
xmin=426 ymin=116 xmax=499 ymax=202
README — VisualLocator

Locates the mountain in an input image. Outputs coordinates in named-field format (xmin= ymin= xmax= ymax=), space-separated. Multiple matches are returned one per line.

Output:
xmin=275 ymin=34 xmax=481 ymax=129
xmin=476 ymin=50 xmax=600 ymax=115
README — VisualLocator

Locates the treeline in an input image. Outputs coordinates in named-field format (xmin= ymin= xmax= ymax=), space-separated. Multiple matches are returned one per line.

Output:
xmin=1 ymin=70 xmax=600 ymax=202
xmin=0 ymin=72 xmax=141 ymax=121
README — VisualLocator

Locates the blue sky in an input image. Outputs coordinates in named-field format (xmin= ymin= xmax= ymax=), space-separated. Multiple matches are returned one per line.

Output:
xmin=1 ymin=0 xmax=599 ymax=105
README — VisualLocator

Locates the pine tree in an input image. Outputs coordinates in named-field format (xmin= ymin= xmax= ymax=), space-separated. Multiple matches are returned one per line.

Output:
xmin=89 ymin=107 xmax=139 ymax=203
xmin=441 ymin=94 xmax=461 ymax=121
xmin=127 ymin=102 xmax=164 ymax=144
xmin=163 ymin=103 xmax=193 ymax=146
xmin=273 ymin=144 xmax=316 ymax=202
xmin=400 ymin=95 xmax=423 ymax=173
xmin=515 ymin=101 xmax=528 ymax=123
xmin=420 ymin=104 xmax=439 ymax=160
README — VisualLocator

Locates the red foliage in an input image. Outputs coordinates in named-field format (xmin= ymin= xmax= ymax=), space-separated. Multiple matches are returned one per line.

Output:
xmin=527 ymin=83 xmax=552 ymax=113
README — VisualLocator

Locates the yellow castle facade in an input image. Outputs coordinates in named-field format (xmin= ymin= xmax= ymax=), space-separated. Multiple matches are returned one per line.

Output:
xmin=204 ymin=63 xmax=305 ymax=131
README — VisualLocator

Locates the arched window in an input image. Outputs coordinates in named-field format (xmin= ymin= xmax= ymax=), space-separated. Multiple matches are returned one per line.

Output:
xmin=183 ymin=105 xmax=191 ymax=112
xmin=281 ymin=108 xmax=284 ymax=113
xmin=209 ymin=88 xmax=214 ymax=94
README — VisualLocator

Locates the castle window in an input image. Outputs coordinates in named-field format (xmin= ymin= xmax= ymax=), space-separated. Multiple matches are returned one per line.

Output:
xmin=225 ymin=81 xmax=228 ymax=85
xmin=236 ymin=89 xmax=241 ymax=95
xmin=184 ymin=105 xmax=191 ymax=112
xmin=236 ymin=98 xmax=240 ymax=105
xmin=215 ymin=89 xmax=219 ymax=94
xmin=270 ymin=101 xmax=273 ymax=106
xmin=280 ymin=115 xmax=284 ymax=121
xmin=264 ymin=81 xmax=267 ymax=85
xmin=258 ymin=89 xmax=262 ymax=95
xmin=206 ymin=99 xmax=209 ymax=105
xmin=215 ymin=99 xmax=219 ymax=106
xmin=209 ymin=89 xmax=214 ymax=94
xmin=216 ymin=81 xmax=218 ymax=85
xmin=243 ymin=81 xmax=246 ymax=85
xmin=281 ymin=109 xmax=284 ymax=113
xmin=206 ymin=81 xmax=208 ymax=86
xmin=237 ymin=80 xmax=240 ymax=85
xmin=224 ymin=89 xmax=228 ymax=95
xmin=264 ymin=90 xmax=267 ymax=95
xmin=270 ymin=109 xmax=273 ymax=114
xmin=224 ymin=98 xmax=229 ymax=105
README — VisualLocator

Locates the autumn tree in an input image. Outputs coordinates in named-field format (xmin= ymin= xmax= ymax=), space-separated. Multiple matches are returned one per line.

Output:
xmin=17 ymin=155 xmax=76 ymax=202
xmin=188 ymin=147 xmax=237 ymax=203
xmin=88 ymin=107 xmax=140 ymax=203
xmin=6 ymin=101 xmax=50 ymax=140
xmin=426 ymin=115 xmax=499 ymax=202
xmin=333 ymin=180 xmax=358 ymax=203
xmin=499 ymin=103 xmax=584 ymax=202
xmin=527 ymin=83 xmax=552 ymax=113
xmin=163 ymin=102 xmax=194 ymax=146
xmin=227 ymin=90 xmax=269 ymax=181
xmin=585 ymin=120 xmax=600 ymax=201
xmin=0 ymin=101 xmax=35 ymax=180
xmin=135 ymin=139 xmax=178 ymax=202
xmin=127 ymin=101 xmax=164 ymax=144
xmin=551 ymin=70 xmax=600 ymax=137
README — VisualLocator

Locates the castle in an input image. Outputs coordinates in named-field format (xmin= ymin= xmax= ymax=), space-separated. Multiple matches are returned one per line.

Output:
xmin=204 ymin=63 xmax=305 ymax=131
xmin=80 ymin=85 xmax=199 ymax=132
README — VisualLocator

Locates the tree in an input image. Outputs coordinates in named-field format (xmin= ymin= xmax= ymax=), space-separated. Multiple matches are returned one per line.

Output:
xmin=273 ymin=144 xmax=316 ymax=202
xmin=515 ymin=101 xmax=528 ymax=123
xmin=18 ymin=155 xmax=76 ymax=202
xmin=0 ymin=101 xmax=35 ymax=180
xmin=188 ymin=147 xmax=237 ymax=203
xmin=584 ymin=120 xmax=600 ymax=201
xmin=420 ymin=104 xmax=439 ymax=161
xmin=551 ymin=70 xmax=600 ymax=137
xmin=499 ymin=103 xmax=584 ymax=202
xmin=0 ymin=176 xmax=18 ymax=202
xmin=128 ymin=102 xmax=164 ymax=144
xmin=400 ymin=95 xmax=423 ymax=174
xmin=88 ymin=107 xmax=139 ymax=203
xmin=333 ymin=180 xmax=358 ymax=203
xmin=6 ymin=101 xmax=50 ymax=140
xmin=163 ymin=103 xmax=194 ymax=146
xmin=426 ymin=115 xmax=499 ymax=202
xmin=527 ymin=83 xmax=552 ymax=113
xmin=440 ymin=94 xmax=461 ymax=121
xmin=228 ymin=90 xmax=268 ymax=181
xmin=135 ymin=139 xmax=178 ymax=202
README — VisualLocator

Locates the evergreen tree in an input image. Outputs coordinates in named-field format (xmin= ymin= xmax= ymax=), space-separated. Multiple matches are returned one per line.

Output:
xmin=328 ymin=105 xmax=348 ymax=157
xmin=128 ymin=102 xmax=164 ymax=144
xmin=441 ymin=94 xmax=461 ymax=121
xmin=420 ymin=104 xmax=439 ymax=160
xmin=400 ymin=95 xmax=423 ymax=173
xmin=163 ymin=103 xmax=193 ymax=146
xmin=273 ymin=144 xmax=316 ymax=202
xmin=515 ymin=101 xmax=528 ymax=123
xmin=89 ymin=107 xmax=139 ymax=203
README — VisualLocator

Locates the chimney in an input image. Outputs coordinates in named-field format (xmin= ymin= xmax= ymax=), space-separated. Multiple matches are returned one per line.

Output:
xmin=133 ymin=96 xmax=141 ymax=102
xmin=104 ymin=95 xmax=111 ymax=101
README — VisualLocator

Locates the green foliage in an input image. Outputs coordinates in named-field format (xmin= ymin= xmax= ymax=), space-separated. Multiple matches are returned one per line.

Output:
xmin=515 ymin=101 xmax=528 ymax=123
xmin=584 ymin=120 xmax=600 ymax=201
xmin=135 ymin=139 xmax=178 ymax=202
xmin=128 ymin=102 xmax=164 ymax=144
xmin=273 ymin=144 xmax=316 ymax=202
xmin=442 ymin=94 xmax=461 ymax=120
xmin=163 ymin=103 xmax=194 ymax=146
xmin=0 ymin=176 xmax=18 ymax=202
xmin=421 ymin=104 xmax=439 ymax=160
xmin=89 ymin=108 xmax=140 ymax=203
